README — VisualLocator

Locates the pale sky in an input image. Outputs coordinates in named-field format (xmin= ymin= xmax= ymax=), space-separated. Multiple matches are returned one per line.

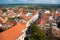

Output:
xmin=0 ymin=0 xmax=60 ymax=4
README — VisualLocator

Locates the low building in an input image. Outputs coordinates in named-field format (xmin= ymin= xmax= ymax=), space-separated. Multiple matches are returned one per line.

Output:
xmin=0 ymin=8 xmax=39 ymax=40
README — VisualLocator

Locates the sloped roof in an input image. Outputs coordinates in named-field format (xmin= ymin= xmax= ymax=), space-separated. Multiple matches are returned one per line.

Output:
xmin=0 ymin=22 xmax=27 ymax=40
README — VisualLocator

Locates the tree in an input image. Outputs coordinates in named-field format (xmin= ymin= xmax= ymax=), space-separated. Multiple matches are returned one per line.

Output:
xmin=8 ymin=16 xmax=22 ymax=22
xmin=30 ymin=24 xmax=47 ymax=40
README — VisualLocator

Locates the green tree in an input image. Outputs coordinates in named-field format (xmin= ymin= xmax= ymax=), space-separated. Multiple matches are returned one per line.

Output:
xmin=30 ymin=24 xmax=46 ymax=40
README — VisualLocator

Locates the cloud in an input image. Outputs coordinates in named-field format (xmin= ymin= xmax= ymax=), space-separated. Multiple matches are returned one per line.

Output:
xmin=50 ymin=0 xmax=60 ymax=4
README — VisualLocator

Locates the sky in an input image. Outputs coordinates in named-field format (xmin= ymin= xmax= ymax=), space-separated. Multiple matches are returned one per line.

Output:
xmin=0 ymin=0 xmax=60 ymax=4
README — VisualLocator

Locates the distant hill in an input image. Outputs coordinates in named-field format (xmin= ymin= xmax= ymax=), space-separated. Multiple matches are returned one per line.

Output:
xmin=0 ymin=4 xmax=60 ymax=9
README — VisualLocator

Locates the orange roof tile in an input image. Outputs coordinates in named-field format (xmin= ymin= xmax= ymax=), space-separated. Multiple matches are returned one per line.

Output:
xmin=22 ymin=15 xmax=31 ymax=21
xmin=37 ymin=19 xmax=46 ymax=27
xmin=4 ymin=21 xmax=12 ymax=25
xmin=0 ymin=23 xmax=27 ymax=40
xmin=0 ymin=17 xmax=5 ymax=23
xmin=54 ymin=14 xmax=60 ymax=17
xmin=8 ymin=13 xmax=15 ymax=18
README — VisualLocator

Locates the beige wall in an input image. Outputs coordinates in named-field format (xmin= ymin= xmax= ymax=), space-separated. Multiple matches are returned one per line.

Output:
xmin=16 ymin=34 xmax=25 ymax=40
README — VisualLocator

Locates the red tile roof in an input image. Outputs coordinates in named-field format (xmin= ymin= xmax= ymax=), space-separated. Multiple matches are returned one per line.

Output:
xmin=0 ymin=17 xmax=5 ymax=23
xmin=0 ymin=22 xmax=27 ymax=40
xmin=37 ymin=13 xmax=53 ymax=27
xmin=22 ymin=15 xmax=31 ymax=21
xmin=37 ymin=18 xmax=46 ymax=27
xmin=4 ymin=21 xmax=13 ymax=26
xmin=41 ymin=14 xmax=50 ymax=19
xmin=8 ymin=13 xmax=15 ymax=18
xmin=54 ymin=14 xmax=60 ymax=17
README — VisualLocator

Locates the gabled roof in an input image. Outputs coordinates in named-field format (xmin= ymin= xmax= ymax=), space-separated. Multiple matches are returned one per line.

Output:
xmin=0 ymin=22 xmax=27 ymax=40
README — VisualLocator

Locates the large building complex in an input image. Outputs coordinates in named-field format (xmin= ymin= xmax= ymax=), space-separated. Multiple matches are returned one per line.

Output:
xmin=0 ymin=7 xmax=39 ymax=40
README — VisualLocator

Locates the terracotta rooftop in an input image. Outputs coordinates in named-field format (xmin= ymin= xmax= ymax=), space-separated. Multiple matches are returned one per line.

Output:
xmin=0 ymin=22 xmax=27 ymax=40
xmin=0 ymin=17 xmax=5 ymax=23
xmin=4 ymin=21 xmax=13 ymax=25
xmin=54 ymin=13 xmax=60 ymax=17
xmin=21 ymin=15 xmax=31 ymax=21
xmin=41 ymin=14 xmax=49 ymax=19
